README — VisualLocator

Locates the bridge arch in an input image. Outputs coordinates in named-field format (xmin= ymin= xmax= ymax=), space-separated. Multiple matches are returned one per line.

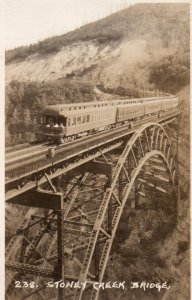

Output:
xmin=75 ymin=122 xmax=177 ymax=300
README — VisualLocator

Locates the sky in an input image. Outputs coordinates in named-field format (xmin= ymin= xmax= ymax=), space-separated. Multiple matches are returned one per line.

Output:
xmin=4 ymin=0 xmax=132 ymax=49
xmin=4 ymin=0 xmax=189 ymax=50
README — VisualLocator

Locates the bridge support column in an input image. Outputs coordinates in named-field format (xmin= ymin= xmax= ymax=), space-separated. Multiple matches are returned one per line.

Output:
xmin=57 ymin=206 xmax=65 ymax=300
xmin=134 ymin=179 xmax=139 ymax=209
xmin=7 ymin=189 xmax=66 ymax=300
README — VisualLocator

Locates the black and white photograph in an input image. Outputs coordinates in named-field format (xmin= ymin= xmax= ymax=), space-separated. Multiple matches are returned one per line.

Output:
xmin=4 ymin=1 xmax=190 ymax=299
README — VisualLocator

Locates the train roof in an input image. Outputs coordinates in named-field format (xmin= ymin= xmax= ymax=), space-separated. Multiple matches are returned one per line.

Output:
xmin=41 ymin=99 xmax=130 ymax=115
xmin=63 ymin=106 xmax=115 ymax=116
xmin=42 ymin=105 xmax=115 ymax=116
xmin=42 ymin=96 xmax=177 ymax=115
xmin=117 ymin=102 xmax=144 ymax=108
xmin=45 ymin=99 xmax=126 ymax=109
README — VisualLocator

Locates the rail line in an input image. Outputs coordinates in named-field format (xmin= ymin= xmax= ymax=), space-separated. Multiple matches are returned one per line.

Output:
xmin=5 ymin=109 xmax=180 ymax=168
xmin=5 ymin=142 xmax=49 ymax=161
xmin=5 ymin=109 xmax=180 ymax=203
xmin=5 ymin=143 xmax=30 ymax=153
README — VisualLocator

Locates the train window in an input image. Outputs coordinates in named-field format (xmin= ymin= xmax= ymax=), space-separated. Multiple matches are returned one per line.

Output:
xmin=79 ymin=106 xmax=81 ymax=109
xmin=47 ymin=117 xmax=54 ymax=126
xmin=82 ymin=115 xmax=86 ymax=124
xmin=69 ymin=107 xmax=71 ymax=110
xmin=72 ymin=117 xmax=76 ymax=126
xmin=77 ymin=116 xmax=81 ymax=125
xmin=87 ymin=115 xmax=90 ymax=122
xmin=58 ymin=117 xmax=66 ymax=126
xmin=67 ymin=118 xmax=71 ymax=126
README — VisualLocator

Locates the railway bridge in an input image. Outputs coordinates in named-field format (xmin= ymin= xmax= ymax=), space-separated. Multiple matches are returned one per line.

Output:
xmin=5 ymin=108 xmax=181 ymax=300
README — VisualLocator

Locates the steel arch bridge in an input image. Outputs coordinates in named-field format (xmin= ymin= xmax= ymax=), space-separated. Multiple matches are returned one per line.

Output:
xmin=5 ymin=121 xmax=179 ymax=300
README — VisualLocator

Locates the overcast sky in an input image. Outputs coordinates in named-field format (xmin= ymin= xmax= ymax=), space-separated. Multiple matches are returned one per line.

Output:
xmin=4 ymin=0 xmax=132 ymax=49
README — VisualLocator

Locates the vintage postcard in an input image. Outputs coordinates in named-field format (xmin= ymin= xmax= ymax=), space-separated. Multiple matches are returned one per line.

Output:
xmin=4 ymin=1 xmax=190 ymax=299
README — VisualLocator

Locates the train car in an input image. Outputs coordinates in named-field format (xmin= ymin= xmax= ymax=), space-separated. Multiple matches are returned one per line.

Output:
xmin=161 ymin=97 xmax=178 ymax=111
xmin=64 ymin=106 xmax=116 ymax=136
xmin=37 ymin=95 xmax=179 ymax=143
xmin=116 ymin=101 xmax=145 ymax=122
xmin=38 ymin=105 xmax=116 ymax=142
xmin=143 ymin=98 xmax=162 ymax=115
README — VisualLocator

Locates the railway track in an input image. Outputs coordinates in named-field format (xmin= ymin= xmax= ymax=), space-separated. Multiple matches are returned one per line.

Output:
xmin=5 ymin=109 xmax=180 ymax=172
xmin=5 ymin=143 xmax=30 ymax=153
xmin=5 ymin=143 xmax=49 ymax=163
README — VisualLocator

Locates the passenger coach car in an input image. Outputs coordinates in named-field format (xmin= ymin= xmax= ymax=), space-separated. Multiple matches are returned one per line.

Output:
xmin=37 ymin=96 xmax=178 ymax=143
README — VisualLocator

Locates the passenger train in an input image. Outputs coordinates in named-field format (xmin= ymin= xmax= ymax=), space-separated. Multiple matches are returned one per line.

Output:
xmin=37 ymin=95 xmax=178 ymax=143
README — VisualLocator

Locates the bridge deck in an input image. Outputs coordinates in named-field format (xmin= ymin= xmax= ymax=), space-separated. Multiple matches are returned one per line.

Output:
xmin=5 ymin=109 xmax=180 ymax=201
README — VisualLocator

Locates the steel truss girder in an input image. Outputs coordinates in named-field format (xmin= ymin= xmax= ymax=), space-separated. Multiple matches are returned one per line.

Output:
xmin=6 ymin=261 xmax=79 ymax=281
xmin=5 ymin=141 xmax=123 ymax=201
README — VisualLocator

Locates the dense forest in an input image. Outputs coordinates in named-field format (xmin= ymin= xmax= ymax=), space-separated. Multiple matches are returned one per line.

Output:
xmin=5 ymin=80 xmax=97 ymax=144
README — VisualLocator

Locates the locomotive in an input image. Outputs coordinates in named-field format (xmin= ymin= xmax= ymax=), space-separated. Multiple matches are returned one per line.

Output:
xmin=37 ymin=95 xmax=178 ymax=143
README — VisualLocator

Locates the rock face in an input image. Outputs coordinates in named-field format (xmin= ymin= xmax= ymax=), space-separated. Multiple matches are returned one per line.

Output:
xmin=6 ymin=39 xmax=154 ymax=89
